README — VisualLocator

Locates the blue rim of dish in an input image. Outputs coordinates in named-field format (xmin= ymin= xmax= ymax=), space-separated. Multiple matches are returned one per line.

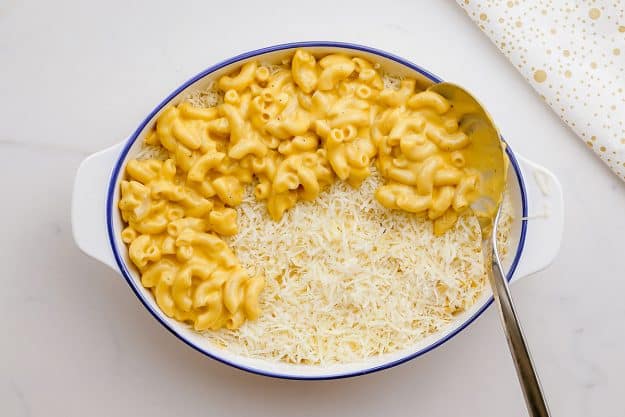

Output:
xmin=106 ymin=41 xmax=528 ymax=380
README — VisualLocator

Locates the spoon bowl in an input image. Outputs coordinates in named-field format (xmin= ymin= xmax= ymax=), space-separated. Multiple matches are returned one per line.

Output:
xmin=428 ymin=82 xmax=507 ymax=233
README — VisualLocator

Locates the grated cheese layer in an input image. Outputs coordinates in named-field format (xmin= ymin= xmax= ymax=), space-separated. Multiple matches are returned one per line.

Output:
xmin=198 ymin=170 xmax=513 ymax=365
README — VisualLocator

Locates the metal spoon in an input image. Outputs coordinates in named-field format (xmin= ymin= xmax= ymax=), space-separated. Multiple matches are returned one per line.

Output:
xmin=428 ymin=82 xmax=550 ymax=417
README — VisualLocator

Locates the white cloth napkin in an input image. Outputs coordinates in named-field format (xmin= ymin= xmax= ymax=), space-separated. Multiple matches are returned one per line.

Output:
xmin=456 ymin=0 xmax=625 ymax=181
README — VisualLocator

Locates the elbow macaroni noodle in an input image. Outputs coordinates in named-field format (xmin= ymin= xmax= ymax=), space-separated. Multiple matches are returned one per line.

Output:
xmin=119 ymin=50 xmax=482 ymax=331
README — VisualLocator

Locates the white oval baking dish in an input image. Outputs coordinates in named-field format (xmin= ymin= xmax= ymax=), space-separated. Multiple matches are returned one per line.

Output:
xmin=72 ymin=42 xmax=563 ymax=380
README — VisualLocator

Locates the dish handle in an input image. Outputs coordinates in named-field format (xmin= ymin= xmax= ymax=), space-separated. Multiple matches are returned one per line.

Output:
xmin=72 ymin=143 xmax=124 ymax=271
xmin=511 ymin=155 xmax=564 ymax=281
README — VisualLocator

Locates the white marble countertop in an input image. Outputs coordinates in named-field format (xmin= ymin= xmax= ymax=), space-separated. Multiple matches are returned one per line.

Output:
xmin=2 ymin=1 xmax=624 ymax=416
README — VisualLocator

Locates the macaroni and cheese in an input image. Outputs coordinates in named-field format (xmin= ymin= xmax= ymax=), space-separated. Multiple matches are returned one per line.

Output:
xmin=119 ymin=50 xmax=485 ymax=332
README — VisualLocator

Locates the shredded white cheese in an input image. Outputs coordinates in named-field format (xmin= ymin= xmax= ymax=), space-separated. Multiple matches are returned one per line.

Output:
xmin=260 ymin=62 xmax=285 ymax=75
xmin=382 ymin=73 xmax=403 ymax=90
xmin=135 ymin=145 xmax=169 ymax=161
xmin=185 ymin=82 xmax=222 ymax=108
xmin=198 ymin=170 xmax=513 ymax=365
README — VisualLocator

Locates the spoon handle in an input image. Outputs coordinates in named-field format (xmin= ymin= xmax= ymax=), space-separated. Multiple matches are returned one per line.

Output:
xmin=488 ymin=244 xmax=551 ymax=417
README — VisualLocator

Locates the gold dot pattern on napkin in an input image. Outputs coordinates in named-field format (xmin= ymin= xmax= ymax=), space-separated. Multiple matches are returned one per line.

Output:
xmin=457 ymin=0 xmax=625 ymax=180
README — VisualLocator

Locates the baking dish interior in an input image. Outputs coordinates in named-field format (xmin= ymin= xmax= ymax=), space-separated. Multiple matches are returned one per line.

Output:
xmin=106 ymin=43 xmax=527 ymax=379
